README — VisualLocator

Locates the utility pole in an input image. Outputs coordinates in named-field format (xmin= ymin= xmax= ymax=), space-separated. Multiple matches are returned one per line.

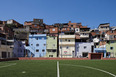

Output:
xmin=61 ymin=24 xmax=63 ymax=58
xmin=6 ymin=36 xmax=8 ymax=58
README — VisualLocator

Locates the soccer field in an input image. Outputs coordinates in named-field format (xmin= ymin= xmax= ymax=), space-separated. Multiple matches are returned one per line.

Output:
xmin=0 ymin=60 xmax=116 ymax=77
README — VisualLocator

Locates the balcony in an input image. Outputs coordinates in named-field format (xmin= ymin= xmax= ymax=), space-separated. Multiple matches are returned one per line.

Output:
xmin=59 ymin=35 xmax=75 ymax=39
xmin=80 ymin=35 xmax=89 ymax=38
xmin=59 ymin=42 xmax=75 ymax=46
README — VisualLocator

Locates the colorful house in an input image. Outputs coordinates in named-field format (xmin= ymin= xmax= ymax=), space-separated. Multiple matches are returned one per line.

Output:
xmin=94 ymin=45 xmax=106 ymax=58
xmin=75 ymin=42 xmax=94 ymax=58
xmin=46 ymin=36 xmax=57 ymax=57
xmin=59 ymin=35 xmax=75 ymax=58
xmin=0 ymin=33 xmax=13 ymax=58
xmin=26 ymin=34 xmax=47 ymax=57
xmin=13 ymin=40 xmax=25 ymax=57
xmin=106 ymin=40 xmax=116 ymax=58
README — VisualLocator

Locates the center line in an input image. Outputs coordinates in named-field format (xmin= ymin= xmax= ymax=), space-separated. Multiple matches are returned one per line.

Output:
xmin=57 ymin=61 xmax=60 ymax=77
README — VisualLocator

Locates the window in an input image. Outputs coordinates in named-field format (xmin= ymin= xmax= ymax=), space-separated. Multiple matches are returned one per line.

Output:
xmin=114 ymin=35 xmax=116 ymax=38
xmin=42 ymin=37 xmax=44 ymax=40
xmin=20 ymin=44 xmax=22 ymax=47
xmin=96 ymin=43 xmax=99 ymax=45
xmin=53 ymin=44 xmax=55 ymax=47
xmin=36 ymin=38 xmax=38 ymax=40
xmin=111 ymin=41 xmax=114 ymax=43
xmin=110 ymin=47 xmax=113 ymax=50
xmin=44 ymin=44 xmax=46 ymax=46
xmin=110 ymin=31 xmax=114 ymax=33
xmin=52 ymin=50 xmax=56 ymax=52
xmin=8 ymin=52 xmax=10 ymax=58
xmin=42 ymin=49 xmax=45 ymax=52
xmin=52 ymin=29 xmax=55 ymax=31
xmin=60 ymin=39 xmax=62 ymax=42
xmin=49 ymin=55 xmax=53 ymax=57
xmin=71 ymin=25 xmax=73 ymax=27
xmin=36 ymin=44 xmax=39 ymax=46
xmin=83 ymin=52 xmax=88 ymax=57
xmin=66 ymin=46 xmax=69 ymax=49
xmin=36 ymin=49 xmax=39 ymax=52
xmin=65 ymin=39 xmax=67 ymax=41
xmin=68 ymin=40 xmax=70 ymax=42
xmin=34 ymin=25 xmax=37 ymax=27
xmin=84 ymin=46 xmax=87 ymax=49
xmin=76 ymin=29 xmax=78 ymax=31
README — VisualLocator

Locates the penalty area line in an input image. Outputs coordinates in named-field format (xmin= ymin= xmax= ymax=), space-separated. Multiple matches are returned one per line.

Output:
xmin=0 ymin=63 xmax=17 ymax=68
xmin=60 ymin=64 xmax=116 ymax=77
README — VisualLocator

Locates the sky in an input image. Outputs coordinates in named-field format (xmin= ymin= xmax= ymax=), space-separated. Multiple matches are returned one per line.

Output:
xmin=0 ymin=0 xmax=116 ymax=28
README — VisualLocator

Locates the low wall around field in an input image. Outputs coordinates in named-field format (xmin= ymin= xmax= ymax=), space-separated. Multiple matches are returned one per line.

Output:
xmin=0 ymin=58 xmax=19 ymax=62
xmin=102 ymin=58 xmax=116 ymax=60
xmin=18 ymin=57 xmax=90 ymax=60
xmin=0 ymin=57 xmax=116 ymax=62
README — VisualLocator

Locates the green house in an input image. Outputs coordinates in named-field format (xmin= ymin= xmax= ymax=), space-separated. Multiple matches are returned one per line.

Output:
xmin=106 ymin=40 xmax=116 ymax=58
xmin=46 ymin=36 xmax=57 ymax=57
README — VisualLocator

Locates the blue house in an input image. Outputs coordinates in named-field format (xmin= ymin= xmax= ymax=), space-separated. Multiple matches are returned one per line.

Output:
xmin=94 ymin=47 xmax=106 ymax=58
xmin=26 ymin=34 xmax=47 ymax=57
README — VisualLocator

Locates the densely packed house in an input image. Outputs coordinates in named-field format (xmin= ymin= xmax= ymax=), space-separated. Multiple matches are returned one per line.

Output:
xmin=0 ymin=18 xmax=116 ymax=58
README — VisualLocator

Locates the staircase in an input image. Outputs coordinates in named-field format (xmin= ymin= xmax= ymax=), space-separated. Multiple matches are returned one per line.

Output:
xmin=25 ymin=46 xmax=35 ymax=57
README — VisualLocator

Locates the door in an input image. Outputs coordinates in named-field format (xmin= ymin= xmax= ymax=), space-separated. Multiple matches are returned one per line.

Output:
xmin=82 ymin=52 xmax=88 ymax=57
xmin=2 ymin=52 xmax=7 ymax=58
xmin=72 ymin=51 xmax=75 ymax=58
xmin=91 ymin=54 xmax=101 ymax=59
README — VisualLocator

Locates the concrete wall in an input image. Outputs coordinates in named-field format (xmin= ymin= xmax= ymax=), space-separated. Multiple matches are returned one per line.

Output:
xmin=0 ymin=45 xmax=13 ymax=58
xmin=59 ymin=45 xmax=75 ymax=58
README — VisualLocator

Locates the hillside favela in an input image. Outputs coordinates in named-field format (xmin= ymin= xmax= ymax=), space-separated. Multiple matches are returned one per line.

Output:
xmin=0 ymin=18 xmax=116 ymax=60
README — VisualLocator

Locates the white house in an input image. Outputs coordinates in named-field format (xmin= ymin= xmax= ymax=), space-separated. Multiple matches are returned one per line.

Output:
xmin=59 ymin=35 xmax=75 ymax=58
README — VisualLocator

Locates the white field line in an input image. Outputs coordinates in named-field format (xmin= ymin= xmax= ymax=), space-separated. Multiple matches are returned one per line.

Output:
xmin=60 ymin=64 xmax=116 ymax=77
xmin=57 ymin=61 xmax=60 ymax=77
xmin=0 ymin=63 xmax=16 ymax=68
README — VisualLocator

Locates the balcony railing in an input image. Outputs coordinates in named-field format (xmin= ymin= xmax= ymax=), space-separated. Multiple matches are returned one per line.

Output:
xmin=59 ymin=42 xmax=75 ymax=46
xmin=80 ymin=35 xmax=89 ymax=38
xmin=59 ymin=35 xmax=75 ymax=39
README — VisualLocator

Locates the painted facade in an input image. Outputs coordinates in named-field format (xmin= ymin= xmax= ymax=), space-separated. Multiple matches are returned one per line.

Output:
xmin=13 ymin=40 xmax=25 ymax=57
xmin=0 ymin=33 xmax=13 ymax=58
xmin=75 ymin=42 xmax=94 ymax=58
xmin=94 ymin=45 xmax=106 ymax=58
xmin=26 ymin=34 xmax=47 ymax=57
xmin=106 ymin=40 xmax=116 ymax=57
xmin=59 ymin=35 xmax=75 ymax=58
xmin=46 ymin=36 xmax=57 ymax=57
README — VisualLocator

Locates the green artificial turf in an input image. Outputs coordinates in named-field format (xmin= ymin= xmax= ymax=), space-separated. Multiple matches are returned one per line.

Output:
xmin=0 ymin=60 xmax=116 ymax=77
